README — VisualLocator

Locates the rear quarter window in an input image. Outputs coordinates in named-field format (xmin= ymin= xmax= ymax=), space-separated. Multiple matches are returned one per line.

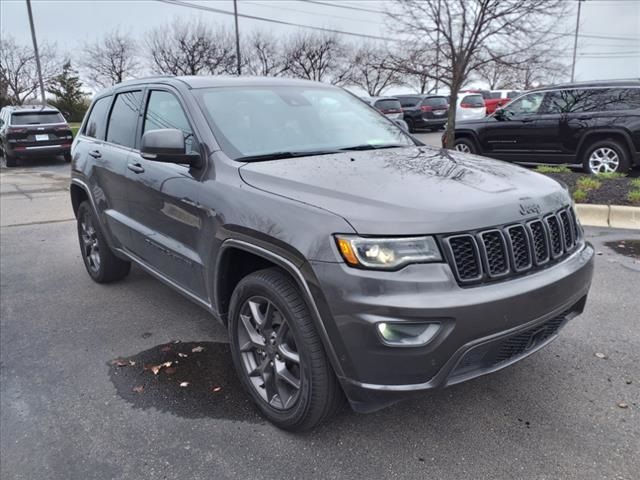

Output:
xmin=11 ymin=111 xmax=64 ymax=125
xmin=83 ymin=96 xmax=112 ymax=139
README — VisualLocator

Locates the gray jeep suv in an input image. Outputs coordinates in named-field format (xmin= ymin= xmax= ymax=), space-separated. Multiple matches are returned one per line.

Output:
xmin=70 ymin=76 xmax=594 ymax=431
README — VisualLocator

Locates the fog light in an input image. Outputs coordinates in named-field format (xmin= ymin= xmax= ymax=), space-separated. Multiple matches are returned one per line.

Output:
xmin=376 ymin=322 xmax=440 ymax=346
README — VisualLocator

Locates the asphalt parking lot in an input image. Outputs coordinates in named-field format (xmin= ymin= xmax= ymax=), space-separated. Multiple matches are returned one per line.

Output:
xmin=1 ymin=137 xmax=639 ymax=479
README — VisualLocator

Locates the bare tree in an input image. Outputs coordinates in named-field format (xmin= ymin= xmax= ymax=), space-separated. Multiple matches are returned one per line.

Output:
xmin=473 ymin=60 xmax=520 ymax=90
xmin=0 ymin=36 xmax=59 ymax=105
xmin=284 ymin=32 xmax=351 ymax=85
xmin=243 ymin=31 xmax=289 ymax=77
xmin=146 ymin=19 xmax=236 ymax=76
xmin=348 ymin=43 xmax=402 ymax=96
xmin=514 ymin=50 xmax=568 ymax=89
xmin=81 ymin=30 xmax=140 ymax=88
xmin=388 ymin=45 xmax=435 ymax=94
xmin=388 ymin=0 xmax=567 ymax=147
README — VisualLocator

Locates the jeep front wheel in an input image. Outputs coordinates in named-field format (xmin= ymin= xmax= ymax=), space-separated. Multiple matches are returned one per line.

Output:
xmin=228 ymin=268 xmax=343 ymax=431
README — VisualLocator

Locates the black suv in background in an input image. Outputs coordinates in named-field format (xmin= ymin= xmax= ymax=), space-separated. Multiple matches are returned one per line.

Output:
xmin=451 ymin=80 xmax=640 ymax=174
xmin=396 ymin=94 xmax=449 ymax=132
xmin=71 ymin=76 xmax=593 ymax=430
xmin=0 ymin=105 xmax=73 ymax=167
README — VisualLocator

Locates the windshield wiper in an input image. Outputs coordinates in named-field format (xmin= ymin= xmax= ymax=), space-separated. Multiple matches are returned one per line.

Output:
xmin=236 ymin=150 xmax=341 ymax=162
xmin=338 ymin=143 xmax=407 ymax=152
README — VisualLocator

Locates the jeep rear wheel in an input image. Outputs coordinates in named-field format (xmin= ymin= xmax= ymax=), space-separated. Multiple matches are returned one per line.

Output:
xmin=454 ymin=137 xmax=476 ymax=154
xmin=228 ymin=268 xmax=343 ymax=431
xmin=77 ymin=201 xmax=131 ymax=283
xmin=583 ymin=139 xmax=630 ymax=174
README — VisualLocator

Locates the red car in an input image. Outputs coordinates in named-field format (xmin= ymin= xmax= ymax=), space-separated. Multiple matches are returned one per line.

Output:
xmin=460 ymin=89 xmax=522 ymax=115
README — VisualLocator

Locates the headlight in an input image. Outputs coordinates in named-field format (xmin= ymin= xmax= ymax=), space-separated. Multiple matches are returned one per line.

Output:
xmin=335 ymin=235 xmax=442 ymax=270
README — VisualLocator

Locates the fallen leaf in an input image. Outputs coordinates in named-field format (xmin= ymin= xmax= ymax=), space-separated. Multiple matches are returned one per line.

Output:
xmin=164 ymin=367 xmax=177 ymax=375
xmin=132 ymin=385 xmax=145 ymax=394
xmin=617 ymin=402 xmax=629 ymax=409
xmin=178 ymin=353 xmax=188 ymax=358
xmin=111 ymin=359 xmax=129 ymax=367
xmin=150 ymin=361 xmax=173 ymax=375
xmin=625 ymin=379 xmax=633 ymax=385
xmin=180 ymin=382 xmax=189 ymax=387
xmin=129 ymin=360 xmax=136 ymax=366
xmin=211 ymin=386 xmax=222 ymax=393
xmin=192 ymin=346 xmax=205 ymax=353
xmin=594 ymin=352 xmax=608 ymax=359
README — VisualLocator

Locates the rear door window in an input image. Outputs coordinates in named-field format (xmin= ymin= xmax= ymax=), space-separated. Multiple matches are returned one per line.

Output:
xmin=106 ymin=91 xmax=143 ymax=148
xmin=460 ymin=95 xmax=485 ymax=108
xmin=83 ymin=96 xmax=112 ymax=139
xmin=398 ymin=97 xmax=420 ymax=107
xmin=11 ymin=111 xmax=64 ymax=125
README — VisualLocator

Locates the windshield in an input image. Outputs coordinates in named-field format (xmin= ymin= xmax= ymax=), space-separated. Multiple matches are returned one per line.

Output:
xmin=11 ymin=111 xmax=64 ymax=125
xmin=195 ymin=85 xmax=414 ymax=160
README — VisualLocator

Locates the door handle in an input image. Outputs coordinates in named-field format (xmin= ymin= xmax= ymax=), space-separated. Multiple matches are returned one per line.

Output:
xmin=127 ymin=162 xmax=145 ymax=174
xmin=89 ymin=150 xmax=101 ymax=159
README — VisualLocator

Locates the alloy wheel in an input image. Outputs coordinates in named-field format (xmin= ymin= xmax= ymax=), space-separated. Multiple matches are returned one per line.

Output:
xmin=588 ymin=147 xmax=619 ymax=173
xmin=80 ymin=211 xmax=101 ymax=273
xmin=237 ymin=296 xmax=302 ymax=410
xmin=455 ymin=143 xmax=471 ymax=153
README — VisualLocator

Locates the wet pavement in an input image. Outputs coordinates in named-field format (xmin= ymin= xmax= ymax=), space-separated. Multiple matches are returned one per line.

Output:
xmin=1 ymin=156 xmax=639 ymax=479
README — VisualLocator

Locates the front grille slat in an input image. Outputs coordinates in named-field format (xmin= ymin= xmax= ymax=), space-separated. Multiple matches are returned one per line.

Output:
xmin=445 ymin=206 xmax=581 ymax=285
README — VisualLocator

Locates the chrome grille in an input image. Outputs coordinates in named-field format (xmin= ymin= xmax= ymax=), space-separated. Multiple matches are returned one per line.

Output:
xmin=444 ymin=207 xmax=581 ymax=285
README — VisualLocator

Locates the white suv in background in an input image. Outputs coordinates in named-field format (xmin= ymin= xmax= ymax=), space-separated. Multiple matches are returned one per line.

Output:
xmin=456 ymin=93 xmax=486 ymax=121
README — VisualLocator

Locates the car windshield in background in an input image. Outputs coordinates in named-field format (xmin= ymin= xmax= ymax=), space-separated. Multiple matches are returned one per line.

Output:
xmin=424 ymin=97 xmax=448 ymax=107
xmin=196 ymin=86 xmax=413 ymax=161
xmin=375 ymin=99 xmax=402 ymax=111
xmin=11 ymin=112 xmax=64 ymax=125
xmin=461 ymin=95 xmax=485 ymax=107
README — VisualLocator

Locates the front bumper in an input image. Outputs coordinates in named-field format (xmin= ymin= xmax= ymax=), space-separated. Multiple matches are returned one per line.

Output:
xmin=310 ymin=242 xmax=594 ymax=412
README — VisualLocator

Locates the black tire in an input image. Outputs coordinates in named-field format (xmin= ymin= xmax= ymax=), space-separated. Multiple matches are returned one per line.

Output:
xmin=5 ymin=153 xmax=17 ymax=167
xmin=229 ymin=268 xmax=343 ymax=431
xmin=454 ymin=137 xmax=477 ymax=154
xmin=76 ymin=201 xmax=131 ymax=283
xmin=405 ymin=118 xmax=416 ymax=133
xmin=582 ymin=139 xmax=630 ymax=174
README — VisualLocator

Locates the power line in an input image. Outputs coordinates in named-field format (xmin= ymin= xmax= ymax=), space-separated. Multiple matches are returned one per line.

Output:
xmin=243 ymin=0 xmax=383 ymax=25
xmin=298 ymin=0 xmax=387 ymax=15
xmin=156 ymin=0 xmax=391 ymax=41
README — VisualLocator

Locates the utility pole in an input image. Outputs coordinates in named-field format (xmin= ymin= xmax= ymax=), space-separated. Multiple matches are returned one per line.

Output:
xmin=434 ymin=0 xmax=441 ymax=93
xmin=233 ymin=0 xmax=241 ymax=75
xmin=570 ymin=0 xmax=584 ymax=82
xmin=26 ymin=0 xmax=46 ymax=106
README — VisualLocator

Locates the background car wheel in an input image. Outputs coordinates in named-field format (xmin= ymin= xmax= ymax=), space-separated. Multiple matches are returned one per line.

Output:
xmin=76 ymin=201 xmax=131 ymax=283
xmin=229 ymin=268 xmax=343 ymax=431
xmin=405 ymin=118 xmax=416 ymax=133
xmin=583 ymin=139 xmax=630 ymax=174
xmin=5 ymin=153 xmax=17 ymax=167
xmin=454 ymin=138 xmax=476 ymax=154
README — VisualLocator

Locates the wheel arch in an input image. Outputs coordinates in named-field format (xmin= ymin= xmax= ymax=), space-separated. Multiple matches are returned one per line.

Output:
xmin=577 ymin=129 xmax=634 ymax=164
xmin=453 ymin=130 xmax=481 ymax=152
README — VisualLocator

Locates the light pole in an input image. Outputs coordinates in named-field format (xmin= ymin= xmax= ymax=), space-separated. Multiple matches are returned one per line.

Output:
xmin=570 ymin=0 xmax=584 ymax=82
xmin=233 ymin=0 xmax=241 ymax=75
xmin=26 ymin=0 xmax=46 ymax=105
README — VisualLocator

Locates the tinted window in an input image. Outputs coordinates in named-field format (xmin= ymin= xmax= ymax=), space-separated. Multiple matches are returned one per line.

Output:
xmin=143 ymin=90 xmax=195 ymax=153
xmin=543 ymin=88 xmax=640 ymax=114
xmin=196 ymin=85 xmax=413 ymax=160
xmin=460 ymin=95 xmax=484 ymax=107
xmin=423 ymin=96 xmax=448 ymax=107
xmin=398 ymin=97 xmax=420 ymax=107
xmin=83 ymin=96 xmax=111 ymax=139
xmin=488 ymin=92 xmax=502 ymax=99
xmin=374 ymin=99 xmax=401 ymax=111
xmin=504 ymin=92 xmax=544 ymax=115
xmin=106 ymin=91 xmax=142 ymax=148
xmin=507 ymin=91 xmax=521 ymax=98
xmin=11 ymin=111 xmax=64 ymax=125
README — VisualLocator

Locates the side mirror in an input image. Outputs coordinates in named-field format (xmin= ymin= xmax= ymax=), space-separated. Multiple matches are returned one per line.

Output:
xmin=140 ymin=128 xmax=201 ymax=167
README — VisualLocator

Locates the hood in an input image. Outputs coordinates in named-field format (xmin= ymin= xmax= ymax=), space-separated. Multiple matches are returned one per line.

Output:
xmin=238 ymin=146 xmax=571 ymax=235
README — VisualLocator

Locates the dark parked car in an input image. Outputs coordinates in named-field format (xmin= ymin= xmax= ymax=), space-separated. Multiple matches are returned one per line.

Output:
xmin=396 ymin=94 xmax=449 ymax=132
xmin=0 ymin=105 xmax=73 ymax=167
xmin=363 ymin=96 xmax=404 ymax=121
xmin=451 ymin=80 xmax=640 ymax=174
xmin=71 ymin=76 xmax=594 ymax=430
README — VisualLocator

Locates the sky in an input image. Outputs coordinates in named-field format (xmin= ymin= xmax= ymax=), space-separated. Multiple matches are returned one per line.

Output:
xmin=1 ymin=0 xmax=639 ymax=94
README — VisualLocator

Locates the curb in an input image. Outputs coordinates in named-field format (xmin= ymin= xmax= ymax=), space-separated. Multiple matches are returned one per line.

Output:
xmin=575 ymin=204 xmax=640 ymax=230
